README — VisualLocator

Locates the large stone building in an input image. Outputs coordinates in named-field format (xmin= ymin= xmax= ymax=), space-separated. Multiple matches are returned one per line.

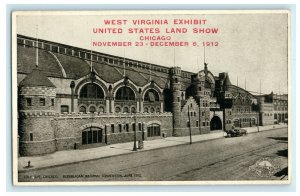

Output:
xmin=257 ymin=93 xmax=288 ymax=125
xmin=16 ymin=34 xmax=285 ymax=156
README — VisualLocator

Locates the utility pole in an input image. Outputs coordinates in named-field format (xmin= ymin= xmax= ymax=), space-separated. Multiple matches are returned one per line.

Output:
xmin=257 ymin=79 xmax=261 ymax=132
xmin=188 ymin=105 xmax=192 ymax=144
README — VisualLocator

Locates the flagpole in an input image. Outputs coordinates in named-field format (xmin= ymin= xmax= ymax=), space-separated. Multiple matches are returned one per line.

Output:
xmin=203 ymin=44 xmax=206 ymax=64
xmin=35 ymin=25 xmax=39 ymax=67
xmin=90 ymin=38 xmax=93 ymax=72
xmin=173 ymin=46 xmax=175 ymax=67
xmin=123 ymin=47 xmax=126 ymax=77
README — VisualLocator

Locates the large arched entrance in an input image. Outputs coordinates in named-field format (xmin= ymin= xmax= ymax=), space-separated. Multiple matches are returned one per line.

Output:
xmin=210 ymin=116 xmax=222 ymax=131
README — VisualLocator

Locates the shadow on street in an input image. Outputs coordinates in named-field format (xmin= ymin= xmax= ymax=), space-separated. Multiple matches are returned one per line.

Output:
xmin=276 ymin=149 xmax=288 ymax=158
xmin=110 ymin=146 xmax=133 ymax=151
xmin=274 ymin=166 xmax=288 ymax=178
xmin=268 ymin=136 xmax=288 ymax=143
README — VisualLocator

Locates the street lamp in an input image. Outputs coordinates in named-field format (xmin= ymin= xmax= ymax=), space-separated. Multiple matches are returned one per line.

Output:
xmin=257 ymin=104 xmax=260 ymax=132
xmin=132 ymin=112 xmax=138 ymax=151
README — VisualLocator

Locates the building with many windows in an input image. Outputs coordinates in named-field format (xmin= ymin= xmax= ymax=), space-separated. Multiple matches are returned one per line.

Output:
xmin=16 ymin=34 xmax=286 ymax=156
xmin=257 ymin=93 xmax=288 ymax=125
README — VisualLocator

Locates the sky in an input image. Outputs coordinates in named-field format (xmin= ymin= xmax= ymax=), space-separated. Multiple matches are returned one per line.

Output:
xmin=15 ymin=11 xmax=289 ymax=94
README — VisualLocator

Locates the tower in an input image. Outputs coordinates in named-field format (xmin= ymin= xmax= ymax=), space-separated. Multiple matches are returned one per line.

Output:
xmin=18 ymin=68 xmax=57 ymax=156
xmin=170 ymin=66 xmax=182 ymax=136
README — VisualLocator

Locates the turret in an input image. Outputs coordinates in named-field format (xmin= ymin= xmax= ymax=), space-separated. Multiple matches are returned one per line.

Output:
xmin=170 ymin=66 xmax=182 ymax=136
xmin=18 ymin=68 xmax=57 ymax=156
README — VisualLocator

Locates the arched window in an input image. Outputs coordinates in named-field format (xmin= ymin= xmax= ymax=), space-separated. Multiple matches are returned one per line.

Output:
xmin=89 ymin=106 xmax=96 ymax=113
xmin=123 ymin=106 xmax=129 ymax=113
xmin=115 ymin=86 xmax=135 ymax=100
xmin=80 ymin=83 xmax=104 ymax=99
xmin=99 ymin=106 xmax=105 ymax=113
xmin=115 ymin=106 xmax=121 ymax=113
xmin=150 ymin=107 xmax=155 ymax=113
xmin=144 ymin=107 xmax=149 ymax=113
xmin=144 ymin=89 xmax=159 ymax=102
xmin=79 ymin=106 xmax=86 ymax=113
xmin=131 ymin=107 xmax=136 ymax=113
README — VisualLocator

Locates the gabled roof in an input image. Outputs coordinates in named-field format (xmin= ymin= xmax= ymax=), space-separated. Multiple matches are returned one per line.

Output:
xmin=19 ymin=67 xmax=56 ymax=88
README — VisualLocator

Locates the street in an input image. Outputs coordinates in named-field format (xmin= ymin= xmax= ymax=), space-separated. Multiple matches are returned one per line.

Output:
xmin=18 ymin=128 xmax=288 ymax=182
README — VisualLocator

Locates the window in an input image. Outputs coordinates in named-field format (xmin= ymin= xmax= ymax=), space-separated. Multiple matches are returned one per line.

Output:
xmin=144 ymin=89 xmax=159 ymax=102
xmin=175 ymin=78 xmax=178 ymax=83
xmin=186 ymin=121 xmax=190 ymax=127
xmin=116 ymin=86 xmax=135 ymax=100
xmin=126 ymin=124 xmax=129 ymax=132
xmin=61 ymin=105 xmax=69 ymax=113
xmin=150 ymin=107 xmax=155 ymax=113
xmin=144 ymin=107 xmax=149 ymax=113
xmin=202 ymin=122 xmax=206 ymax=126
xmin=80 ymin=83 xmax=104 ymax=99
xmin=52 ymin=46 xmax=58 ymax=53
xmin=177 ymin=97 xmax=180 ymax=102
xmin=51 ymin=99 xmax=54 ymax=106
xmin=89 ymin=106 xmax=96 ymax=113
xmin=132 ymin=123 xmax=136 ymax=132
xmin=82 ymin=127 xmax=103 ymax=145
xmin=138 ymin=123 xmax=142 ymax=131
xmin=119 ymin=124 xmax=122 ymax=132
xmin=115 ymin=106 xmax=121 ymax=113
xmin=123 ymin=107 xmax=129 ymax=113
xmin=131 ymin=107 xmax=136 ymax=113
xmin=99 ymin=106 xmax=105 ymax=113
xmin=79 ymin=106 xmax=86 ymax=113
xmin=29 ymin=133 xmax=33 ymax=141
xmin=26 ymin=98 xmax=32 ymax=106
xmin=40 ymin=98 xmax=45 ymax=106
xmin=111 ymin=124 xmax=115 ymax=133
xmin=196 ymin=121 xmax=199 ymax=127
xmin=147 ymin=124 xmax=161 ymax=137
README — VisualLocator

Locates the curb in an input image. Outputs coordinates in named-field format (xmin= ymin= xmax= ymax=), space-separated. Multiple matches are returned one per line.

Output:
xmin=19 ymin=133 xmax=225 ymax=173
xmin=18 ymin=126 xmax=287 ymax=173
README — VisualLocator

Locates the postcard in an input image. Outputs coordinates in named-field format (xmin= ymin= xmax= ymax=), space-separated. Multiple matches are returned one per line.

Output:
xmin=12 ymin=10 xmax=290 ymax=185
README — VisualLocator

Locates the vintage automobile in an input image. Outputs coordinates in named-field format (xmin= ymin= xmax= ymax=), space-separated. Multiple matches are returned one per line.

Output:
xmin=225 ymin=128 xmax=248 ymax=137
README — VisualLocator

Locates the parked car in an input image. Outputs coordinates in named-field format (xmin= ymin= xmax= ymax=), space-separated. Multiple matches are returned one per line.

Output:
xmin=225 ymin=128 xmax=248 ymax=137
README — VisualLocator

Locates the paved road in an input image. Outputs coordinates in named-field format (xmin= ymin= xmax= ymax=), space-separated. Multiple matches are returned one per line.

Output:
xmin=18 ymin=128 xmax=288 ymax=182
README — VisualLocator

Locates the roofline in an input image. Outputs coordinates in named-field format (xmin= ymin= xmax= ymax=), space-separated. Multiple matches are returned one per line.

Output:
xmin=17 ymin=34 xmax=195 ymax=79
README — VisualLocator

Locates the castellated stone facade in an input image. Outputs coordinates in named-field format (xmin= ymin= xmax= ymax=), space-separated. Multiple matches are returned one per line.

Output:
xmin=17 ymin=34 xmax=287 ymax=156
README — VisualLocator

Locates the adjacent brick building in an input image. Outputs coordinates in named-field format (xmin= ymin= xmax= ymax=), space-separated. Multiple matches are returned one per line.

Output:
xmin=16 ymin=34 xmax=287 ymax=156
xmin=257 ymin=93 xmax=288 ymax=125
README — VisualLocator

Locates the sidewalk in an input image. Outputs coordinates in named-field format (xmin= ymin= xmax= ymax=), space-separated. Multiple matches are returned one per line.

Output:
xmin=18 ymin=124 xmax=287 ymax=172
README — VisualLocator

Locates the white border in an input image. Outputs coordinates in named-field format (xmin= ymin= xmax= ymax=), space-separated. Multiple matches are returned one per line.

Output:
xmin=11 ymin=9 xmax=291 ymax=186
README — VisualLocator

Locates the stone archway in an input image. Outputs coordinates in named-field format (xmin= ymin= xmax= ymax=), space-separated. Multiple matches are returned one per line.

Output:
xmin=210 ymin=116 xmax=222 ymax=131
